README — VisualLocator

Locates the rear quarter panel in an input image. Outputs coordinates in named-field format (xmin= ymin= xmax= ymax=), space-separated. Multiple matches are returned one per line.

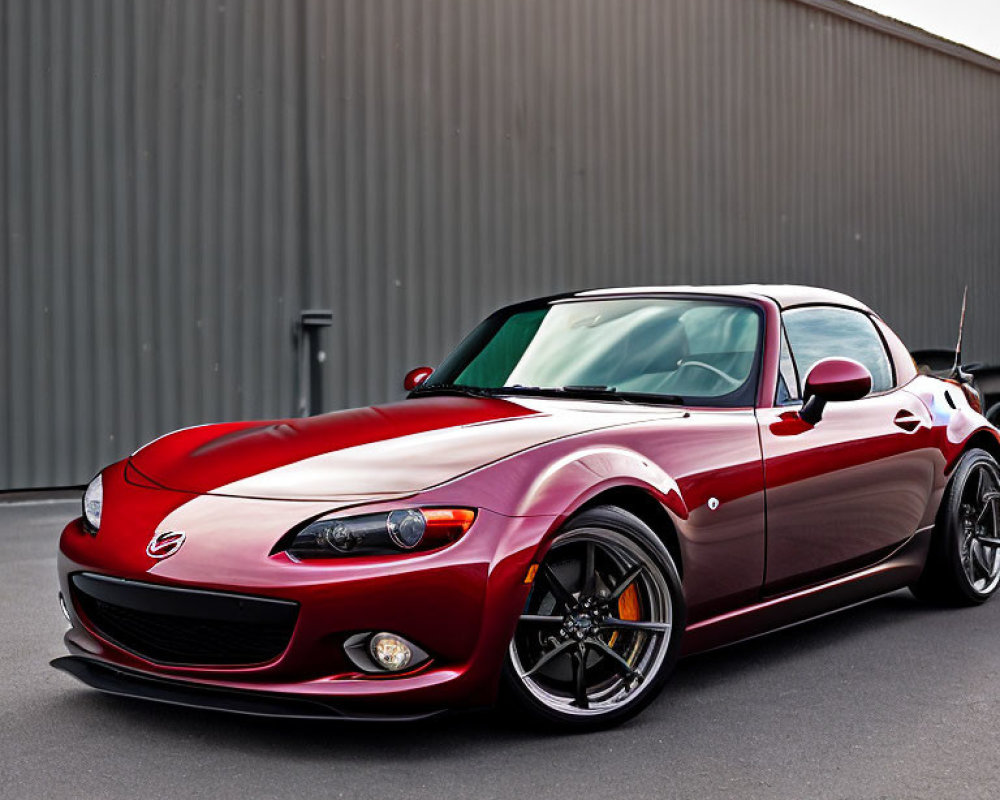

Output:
xmin=904 ymin=374 xmax=1000 ymax=528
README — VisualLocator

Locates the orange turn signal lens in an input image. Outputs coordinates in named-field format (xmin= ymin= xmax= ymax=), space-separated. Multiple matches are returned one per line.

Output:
xmin=422 ymin=508 xmax=476 ymax=530
xmin=418 ymin=508 xmax=477 ymax=547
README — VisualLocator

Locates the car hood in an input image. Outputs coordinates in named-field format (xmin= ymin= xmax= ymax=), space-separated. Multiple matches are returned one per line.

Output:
xmin=128 ymin=395 xmax=673 ymax=501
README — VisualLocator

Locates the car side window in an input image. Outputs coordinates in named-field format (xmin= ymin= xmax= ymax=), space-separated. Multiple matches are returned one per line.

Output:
xmin=776 ymin=325 xmax=801 ymax=404
xmin=782 ymin=307 xmax=894 ymax=394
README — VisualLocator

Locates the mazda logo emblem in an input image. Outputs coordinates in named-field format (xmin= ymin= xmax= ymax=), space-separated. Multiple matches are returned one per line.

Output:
xmin=146 ymin=530 xmax=186 ymax=560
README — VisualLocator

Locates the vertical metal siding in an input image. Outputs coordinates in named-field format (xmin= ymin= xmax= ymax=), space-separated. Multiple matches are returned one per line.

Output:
xmin=2 ymin=0 xmax=1000 ymax=489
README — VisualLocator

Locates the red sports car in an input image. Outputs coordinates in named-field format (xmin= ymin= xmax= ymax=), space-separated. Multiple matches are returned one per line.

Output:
xmin=54 ymin=285 xmax=1000 ymax=730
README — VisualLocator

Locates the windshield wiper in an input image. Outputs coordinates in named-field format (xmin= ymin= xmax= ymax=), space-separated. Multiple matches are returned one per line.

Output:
xmin=500 ymin=385 xmax=685 ymax=406
xmin=412 ymin=382 xmax=685 ymax=406
xmin=562 ymin=384 xmax=613 ymax=392
xmin=409 ymin=383 xmax=500 ymax=398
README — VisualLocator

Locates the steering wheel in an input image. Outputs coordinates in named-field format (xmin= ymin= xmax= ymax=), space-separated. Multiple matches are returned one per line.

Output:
xmin=674 ymin=360 xmax=742 ymax=390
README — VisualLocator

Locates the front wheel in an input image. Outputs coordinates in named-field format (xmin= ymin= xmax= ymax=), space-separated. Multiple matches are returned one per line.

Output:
xmin=500 ymin=506 xmax=685 ymax=731
xmin=912 ymin=448 xmax=1000 ymax=606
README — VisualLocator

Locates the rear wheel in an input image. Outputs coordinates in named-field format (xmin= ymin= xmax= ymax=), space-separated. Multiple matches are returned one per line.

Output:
xmin=501 ymin=506 xmax=685 ymax=731
xmin=912 ymin=448 xmax=1000 ymax=605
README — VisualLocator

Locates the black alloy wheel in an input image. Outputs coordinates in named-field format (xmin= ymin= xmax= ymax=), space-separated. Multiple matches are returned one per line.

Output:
xmin=912 ymin=448 xmax=1000 ymax=605
xmin=501 ymin=505 xmax=685 ymax=731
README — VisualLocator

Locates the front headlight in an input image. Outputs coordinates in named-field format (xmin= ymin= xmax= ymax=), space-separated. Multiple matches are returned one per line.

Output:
xmin=82 ymin=473 xmax=103 ymax=532
xmin=281 ymin=507 xmax=475 ymax=559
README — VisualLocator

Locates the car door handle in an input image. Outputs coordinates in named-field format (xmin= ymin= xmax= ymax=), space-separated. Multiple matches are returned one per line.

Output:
xmin=893 ymin=410 xmax=922 ymax=432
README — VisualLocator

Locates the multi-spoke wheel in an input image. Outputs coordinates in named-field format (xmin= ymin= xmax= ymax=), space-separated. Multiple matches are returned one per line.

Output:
xmin=912 ymin=448 xmax=1000 ymax=606
xmin=501 ymin=505 xmax=684 ymax=730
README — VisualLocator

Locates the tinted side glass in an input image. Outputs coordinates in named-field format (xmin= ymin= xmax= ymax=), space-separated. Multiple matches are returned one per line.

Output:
xmin=783 ymin=307 xmax=893 ymax=393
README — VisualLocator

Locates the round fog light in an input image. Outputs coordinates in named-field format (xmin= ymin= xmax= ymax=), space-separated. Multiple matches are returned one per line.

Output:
xmin=369 ymin=632 xmax=413 ymax=672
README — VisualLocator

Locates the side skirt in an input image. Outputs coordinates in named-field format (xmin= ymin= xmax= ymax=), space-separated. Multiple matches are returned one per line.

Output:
xmin=680 ymin=527 xmax=932 ymax=656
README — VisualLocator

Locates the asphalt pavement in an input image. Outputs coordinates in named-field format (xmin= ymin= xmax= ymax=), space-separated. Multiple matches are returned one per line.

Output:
xmin=2 ymin=497 xmax=999 ymax=800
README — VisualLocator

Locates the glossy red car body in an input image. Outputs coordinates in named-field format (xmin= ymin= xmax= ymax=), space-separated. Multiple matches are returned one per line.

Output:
xmin=55 ymin=285 xmax=1000 ymax=719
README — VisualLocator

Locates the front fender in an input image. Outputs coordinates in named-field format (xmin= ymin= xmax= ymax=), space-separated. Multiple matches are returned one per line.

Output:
xmin=512 ymin=445 xmax=689 ymax=521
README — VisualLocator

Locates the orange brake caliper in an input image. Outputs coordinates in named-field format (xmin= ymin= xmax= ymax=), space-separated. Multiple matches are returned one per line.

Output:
xmin=608 ymin=583 xmax=641 ymax=647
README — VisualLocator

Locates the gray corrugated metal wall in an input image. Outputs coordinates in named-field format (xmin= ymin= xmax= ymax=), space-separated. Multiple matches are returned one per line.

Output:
xmin=3 ymin=0 xmax=1000 ymax=490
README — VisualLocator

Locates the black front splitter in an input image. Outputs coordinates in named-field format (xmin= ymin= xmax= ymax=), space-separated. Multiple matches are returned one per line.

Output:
xmin=51 ymin=656 xmax=445 ymax=723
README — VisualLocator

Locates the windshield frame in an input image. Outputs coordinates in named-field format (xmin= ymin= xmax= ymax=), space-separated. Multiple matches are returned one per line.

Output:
xmin=415 ymin=293 xmax=767 ymax=409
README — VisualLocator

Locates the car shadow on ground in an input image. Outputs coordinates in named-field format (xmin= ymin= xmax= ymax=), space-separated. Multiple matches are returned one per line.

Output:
xmin=43 ymin=589 xmax=956 ymax=755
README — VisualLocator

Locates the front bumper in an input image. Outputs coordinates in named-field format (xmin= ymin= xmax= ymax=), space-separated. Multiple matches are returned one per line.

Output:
xmin=56 ymin=484 xmax=558 ymax=714
xmin=51 ymin=656 xmax=445 ymax=721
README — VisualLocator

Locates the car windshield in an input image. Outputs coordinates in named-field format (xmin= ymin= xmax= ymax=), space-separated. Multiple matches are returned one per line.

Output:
xmin=420 ymin=297 xmax=763 ymax=407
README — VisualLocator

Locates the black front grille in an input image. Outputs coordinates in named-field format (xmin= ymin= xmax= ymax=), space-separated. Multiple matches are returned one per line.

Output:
xmin=71 ymin=573 xmax=299 ymax=667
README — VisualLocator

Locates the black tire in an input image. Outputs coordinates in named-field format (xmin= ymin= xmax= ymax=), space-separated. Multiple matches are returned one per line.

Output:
xmin=911 ymin=448 xmax=1000 ymax=606
xmin=500 ymin=505 xmax=685 ymax=732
